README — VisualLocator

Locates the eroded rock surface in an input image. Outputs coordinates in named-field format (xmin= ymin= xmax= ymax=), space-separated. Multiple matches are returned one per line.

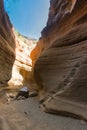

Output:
xmin=32 ymin=0 xmax=87 ymax=120
xmin=8 ymin=32 xmax=37 ymax=87
xmin=0 ymin=0 xmax=15 ymax=86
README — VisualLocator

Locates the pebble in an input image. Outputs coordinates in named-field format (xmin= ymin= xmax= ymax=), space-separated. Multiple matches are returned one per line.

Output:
xmin=29 ymin=90 xmax=38 ymax=97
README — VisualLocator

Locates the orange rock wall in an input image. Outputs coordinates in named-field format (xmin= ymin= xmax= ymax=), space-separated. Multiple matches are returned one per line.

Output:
xmin=0 ymin=0 xmax=15 ymax=86
xmin=33 ymin=0 xmax=87 ymax=91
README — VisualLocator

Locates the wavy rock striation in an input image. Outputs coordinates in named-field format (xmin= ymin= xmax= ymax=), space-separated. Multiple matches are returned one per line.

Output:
xmin=32 ymin=0 xmax=87 ymax=120
xmin=0 ymin=0 xmax=37 ymax=89
xmin=0 ymin=0 xmax=15 ymax=87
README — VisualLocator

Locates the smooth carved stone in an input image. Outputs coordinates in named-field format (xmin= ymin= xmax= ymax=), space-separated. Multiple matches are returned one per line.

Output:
xmin=32 ymin=0 xmax=87 ymax=120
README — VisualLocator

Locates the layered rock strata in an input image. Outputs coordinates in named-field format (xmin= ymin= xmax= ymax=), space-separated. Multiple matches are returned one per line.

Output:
xmin=32 ymin=0 xmax=87 ymax=120
xmin=0 ymin=0 xmax=15 ymax=86
xmin=8 ymin=32 xmax=37 ymax=87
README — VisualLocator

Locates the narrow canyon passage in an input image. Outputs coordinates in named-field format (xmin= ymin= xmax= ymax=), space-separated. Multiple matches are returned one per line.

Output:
xmin=0 ymin=0 xmax=87 ymax=129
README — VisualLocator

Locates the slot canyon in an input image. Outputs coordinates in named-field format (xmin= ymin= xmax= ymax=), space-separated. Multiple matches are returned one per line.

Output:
xmin=0 ymin=0 xmax=87 ymax=129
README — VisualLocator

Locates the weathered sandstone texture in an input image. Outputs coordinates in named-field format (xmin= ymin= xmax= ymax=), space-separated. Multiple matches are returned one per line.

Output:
xmin=8 ymin=32 xmax=37 ymax=87
xmin=0 ymin=0 xmax=15 ymax=86
xmin=0 ymin=0 xmax=37 ymax=88
xmin=32 ymin=0 xmax=87 ymax=120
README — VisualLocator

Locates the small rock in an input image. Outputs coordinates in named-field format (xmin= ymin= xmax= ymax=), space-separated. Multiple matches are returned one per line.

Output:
xmin=9 ymin=93 xmax=15 ymax=98
xmin=24 ymin=111 xmax=30 ymax=115
xmin=16 ymin=86 xmax=29 ymax=99
xmin=6 ymin=93 xmax=16 ymax=103
xmin=20 ymin=87 xmax=29 ymax=92
xmin=16 ymin=96 xmax=26 ymax=100
xmin=29 ymin=90 xmax=38 ymax=97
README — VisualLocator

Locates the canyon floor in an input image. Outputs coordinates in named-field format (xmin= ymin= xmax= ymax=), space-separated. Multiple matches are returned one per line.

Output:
xmin=0 ymin=95 xmax=87 ymax=130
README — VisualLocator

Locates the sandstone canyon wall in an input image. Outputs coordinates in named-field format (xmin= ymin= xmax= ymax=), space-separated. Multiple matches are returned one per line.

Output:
xmin=32 ymin=0 xmax=87 ymax=120
xmin=0 ymin=0 xmax=15 ymax=87
xmin=8 ymin=32 xmax=37 ymax=88
xmin=0 ymin=0 xmax=37 ymax=89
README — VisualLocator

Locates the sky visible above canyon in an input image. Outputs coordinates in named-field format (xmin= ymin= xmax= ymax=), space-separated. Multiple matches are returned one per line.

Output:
xmin=4 ymin=0 xmax=50 ymax=39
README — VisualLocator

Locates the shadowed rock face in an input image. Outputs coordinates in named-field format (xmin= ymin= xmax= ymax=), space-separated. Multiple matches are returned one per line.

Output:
xmin=32 ymin=0 xmax=87 ymax=120
xmin=0 ymin=0 xmax=15 ymax=86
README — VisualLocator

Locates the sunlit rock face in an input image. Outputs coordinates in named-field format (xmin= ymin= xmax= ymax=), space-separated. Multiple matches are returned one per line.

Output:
xmin=0 ymin=0 xmax=15 ymax=86
xmin=8 ymin=32 xmax=37 ymax=87
xmin=33 ymin=0 xmax=87 ymax=120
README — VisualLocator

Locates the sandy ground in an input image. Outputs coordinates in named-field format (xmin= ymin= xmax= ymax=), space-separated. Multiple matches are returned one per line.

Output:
xmin=0 ymin=97 xmax=87 ymax=130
